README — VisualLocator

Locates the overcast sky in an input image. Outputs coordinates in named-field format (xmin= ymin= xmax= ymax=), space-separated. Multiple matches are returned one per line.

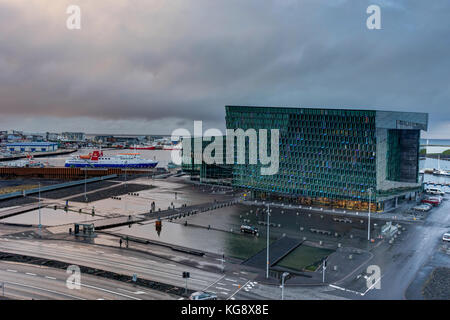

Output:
xmin=0 ymin=0 xmax=448 ymax=137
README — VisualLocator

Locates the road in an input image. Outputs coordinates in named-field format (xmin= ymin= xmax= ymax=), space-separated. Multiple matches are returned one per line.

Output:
xmin=0 ymin=261 xmax=174 ymax=300
xmin=328 ymin=197 xmax=450 ymax=299
xmin=0 ymin=238 xmax=258 ymax=300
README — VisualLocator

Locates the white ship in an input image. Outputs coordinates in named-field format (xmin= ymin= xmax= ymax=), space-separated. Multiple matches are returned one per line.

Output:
xmin=65 ymin=150 xmax=158 ymax=168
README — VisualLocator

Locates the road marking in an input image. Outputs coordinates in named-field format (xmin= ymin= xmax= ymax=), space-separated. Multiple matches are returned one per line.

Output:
xmin=363 ymin=273 xmax=385 ymax=295
xmin=217 ymin=282 xmax=226 ymax=286
xmin=231 ymin=283 xmax=240 ymax=287
xmin=225 ymin=278 xmax=237 ymax=282
xmin=215 ymin=286 xmax=230 ymax=291
xmin=81 ymin=284 xmax=141 ymax=300
xmin=4 ymin=280 xmax=85 ymax=300
xmin=240 ymin=271 xmax=247 ymax=274
xmin=202 ymin=274 xmax=226 ymax=291
xmin=45 ymin=276 xmax=57 ymax=280
xmin=220 ymin=291 xmax=229 ymax=295
xmin=328 ymin=284 xmax=363 ymax=296
xmin=166 ymin=263 xmax=177 ymax=267
xmin=228 ymin=280 xmax=251 ymax=300
xmin=25 ymin=272 xmax=37 ymax=276
xmin=6 ymin=269 xmax=17 ymax=273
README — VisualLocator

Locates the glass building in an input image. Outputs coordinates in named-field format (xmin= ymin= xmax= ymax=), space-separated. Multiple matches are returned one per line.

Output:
xmin=225 ymin=106 xmax=428 ymax=212
xmin=182 ymin=136 xmax=233 ymax=185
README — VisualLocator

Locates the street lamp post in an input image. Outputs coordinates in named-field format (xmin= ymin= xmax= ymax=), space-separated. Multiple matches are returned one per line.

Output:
xmin=84 ymin=169 xmax=87 ymax=202
xmin=368 ymin=188 xmax=372 ymax=241
xmin=266 ymin=204 xmax=270 ymax=279
xmin=38 ymin=182 xmax=41 ymax=236
xmin=281 ymin=272 xmax=289 ymax=300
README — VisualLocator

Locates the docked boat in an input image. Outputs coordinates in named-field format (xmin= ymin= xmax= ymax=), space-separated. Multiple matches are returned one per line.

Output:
xmin=65 ymin=150 xmax=158 ymax=168
xmin=432 ymin=168 xmax=450 ymax=176
xmin=4 ymin=154 xmax=44 ymax=168
xmin=128 ymin=144 xmax=156 ymax=150
xmin=162 ymin=142 xmax=182 ymax=150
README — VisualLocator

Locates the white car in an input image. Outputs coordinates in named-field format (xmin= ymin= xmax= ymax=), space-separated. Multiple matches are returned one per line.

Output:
xmin=443 ymin=233 xmax=450 ymax=242
xmin=413 ymin=204 xmax=433 ymax=212
xmin=425 ymin=188 xmax=445 ymax=196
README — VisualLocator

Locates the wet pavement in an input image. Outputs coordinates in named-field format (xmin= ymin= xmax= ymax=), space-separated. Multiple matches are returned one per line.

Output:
xmin=1 ymin=208 xmax=98 ymax=226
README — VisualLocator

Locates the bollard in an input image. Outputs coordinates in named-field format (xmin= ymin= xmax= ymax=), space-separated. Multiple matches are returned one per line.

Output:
xmin=303 ymin=237 xmax=307 ymax=241
xmin=338 ymin=243 xmax=342 ymax=248
xmin=300 ymin=227 xmax=304 ymax=231
xmin=349 ymin=254 xmax=353 ymax=260
xmin=319 ymin=241 xmax=323 ymax=246
xmin=333 ymin=266 xmax=338 ymax=271
xmin=350 ymin=234 xmax=353 ymax=239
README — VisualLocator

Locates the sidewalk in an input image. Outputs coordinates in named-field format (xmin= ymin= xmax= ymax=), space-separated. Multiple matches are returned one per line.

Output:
xmin=242 ymin=199 xmax=423 ymax=223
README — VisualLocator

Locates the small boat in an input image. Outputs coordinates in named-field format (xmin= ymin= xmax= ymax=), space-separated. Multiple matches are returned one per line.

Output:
xmin=162 ymin=142 xmax=182 ymax=150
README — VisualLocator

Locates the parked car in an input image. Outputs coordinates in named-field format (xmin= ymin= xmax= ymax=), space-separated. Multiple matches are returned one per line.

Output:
xmin=189 ymin=291 xmax=218 ymax=300
xmin=422 ymin=196 xmax=442 ymax=206
xmin=240 ymin=225 xmax=259 ymax=235
xmin=425 ymin=187 xmax=445 ymax=196
xmin=442 ymin=232 xmax=450 ymax=242
xmin=412 ymin=204 xmax=433 ymax=212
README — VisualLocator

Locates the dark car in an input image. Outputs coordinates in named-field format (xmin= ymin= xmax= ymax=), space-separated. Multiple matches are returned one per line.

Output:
xmin=240 ymin=225 xmax=258 ymax=235
xmin=189 ymin=291 xmax=218 ymax=300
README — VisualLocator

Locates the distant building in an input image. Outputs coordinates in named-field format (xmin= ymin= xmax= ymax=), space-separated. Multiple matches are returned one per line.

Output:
xmin=6 ymin=142 xmax=58 ymax=153
xmin=61 ymin=132 xmax=85 ymax=142
xmin=7 ymin=134 xmax=23 ymax=142
xmin=26 ymin=134 xmax=45 ymax=142
xmin=182 ymin=136 xmax=233 ymax=185
xmin=46 ymin=132 xmax=59 ymax=142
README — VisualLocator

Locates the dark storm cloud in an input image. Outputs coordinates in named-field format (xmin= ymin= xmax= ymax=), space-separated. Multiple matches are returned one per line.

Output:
xmin=0 ymin=0 xmax=448 ymax=135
